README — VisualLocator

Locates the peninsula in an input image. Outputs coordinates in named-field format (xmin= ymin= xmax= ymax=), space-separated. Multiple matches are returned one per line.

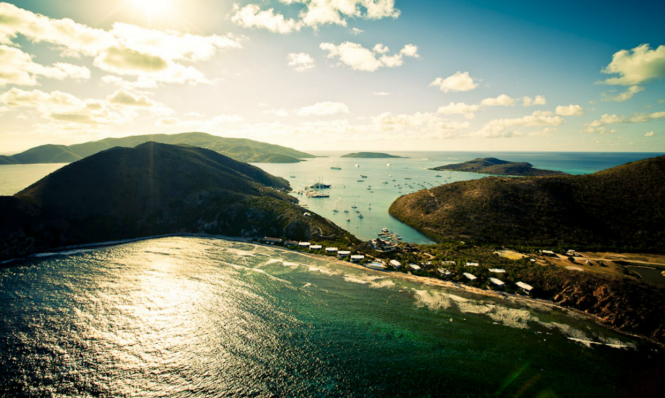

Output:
xmin=391 ymin=155 xmax=665 ymax=251
xmin=0 ymin=142 xmax=350 ymax=261
xmin=341 ymin=152 xmax=404 ymax=158
xmin=0 ymin=132 xmax=315 ymax=165
xmin=431 ymin=157 xmax=567 ymax=176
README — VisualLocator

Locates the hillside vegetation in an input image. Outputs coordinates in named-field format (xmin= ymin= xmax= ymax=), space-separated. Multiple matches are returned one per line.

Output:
xmin=0 ymin=142 xmax=350 ymax=261
xmin=341 ymin=152 xmax=403 ymax=158
xmin=432 ymin=157 xmax=566 ymax=176
xmin=0 ymin=132 xmax=315 ymax=164
xmin=391 ymin=155 xmax=665 ymax=252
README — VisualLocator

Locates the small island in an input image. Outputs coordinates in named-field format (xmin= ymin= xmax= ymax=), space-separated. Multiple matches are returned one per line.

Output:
xmin=341 ymin=152 xmax=404 ymax=159
xmin=431 ymin=157 xmax=566 ymax=177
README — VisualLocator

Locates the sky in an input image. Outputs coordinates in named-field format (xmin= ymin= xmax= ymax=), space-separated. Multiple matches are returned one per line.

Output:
xmin=0 ymin=0 xmax=664 ymax=154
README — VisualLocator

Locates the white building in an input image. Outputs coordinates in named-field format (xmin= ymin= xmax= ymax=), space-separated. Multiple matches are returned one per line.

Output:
xmin=310 ymin=245 xmax=323 ymax=250
xmin=516 ymin=281 xmax=534 ymax=294
xmin=463 ymin=272 xmax=477 ymax=281
xmin=389 ymin=259 xmax=402 ymax=269
xmin=489 ymin=277 xmax=505 ymax=288
xmin=489 ymin=268 xmax=506 ymax=273
xmin=337 ymin=250 xmax=351 ymax=258
xmin=298 ymin=242 xmax=311 ymax=248
xmin=466 ymin=262 xmax=479 ymax=267
xmin=409 ymin=263 xmax=421 ymax=271
xmin=350 ymin=254 xmax=365 ymax=262
xmin=325 ymin=247 xmax=338 ymax=253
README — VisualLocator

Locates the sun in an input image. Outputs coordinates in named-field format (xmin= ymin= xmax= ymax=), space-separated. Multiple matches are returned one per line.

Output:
xmin=133 ymin=0 xmax=175 ymax=16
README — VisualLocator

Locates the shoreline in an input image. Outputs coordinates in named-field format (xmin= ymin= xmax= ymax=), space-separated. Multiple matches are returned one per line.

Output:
xmin=2 ymin=233 xmax=661 ymax=349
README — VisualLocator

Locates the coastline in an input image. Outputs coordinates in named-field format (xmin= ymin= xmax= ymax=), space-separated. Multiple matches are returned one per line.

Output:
xmin=6 ymin=233 xmax=659 ymax=349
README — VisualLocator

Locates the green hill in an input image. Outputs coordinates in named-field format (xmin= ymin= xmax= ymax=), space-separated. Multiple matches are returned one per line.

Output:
xmin=1 ymin=132 xmax=315 ymax=164
xmin=390 ymin=155 xmax=665 ymax=251
xmin=432 ymin=157 xmax=566 ymax=176
xmin=0 ymin=142 xmax=350 ymax=261
xmin=341 ymin=152 xmax=403 ymax=158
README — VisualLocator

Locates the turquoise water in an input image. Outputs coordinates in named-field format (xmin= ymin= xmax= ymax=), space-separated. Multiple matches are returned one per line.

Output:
xmin=0 ymin=237 xmax=662 ymax=397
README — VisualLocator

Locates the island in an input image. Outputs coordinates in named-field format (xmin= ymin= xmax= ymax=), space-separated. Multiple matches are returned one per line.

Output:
xmin=341 ymin=152 xmax=404 ymax=158
xmin=0 ymin=142 xmax=352 ymax=261
xmin=431 ymin=157 xmax=567 ymax=176
xmin=0 ymin=132 xmax=316 ymax=165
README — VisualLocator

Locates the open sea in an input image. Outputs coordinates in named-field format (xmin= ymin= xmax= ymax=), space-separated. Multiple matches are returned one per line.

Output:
xmin=1 ymin=237 xmax=663 ymax=397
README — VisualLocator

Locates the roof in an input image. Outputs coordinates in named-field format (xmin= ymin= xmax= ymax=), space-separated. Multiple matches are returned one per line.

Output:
xmin=264 ymin=237 xmax=282 ymax=242
xmin=489 ymin=277 xmax=505 ymax=286
xmin=438 ymin=268 xmax=451 ymax=275
xmin=325 ymin=247 xmax=338 ymax=252
xmin=367 ymin=262 xmax=387 ymax=270
xmin=389 ymin=259 xmax=401 ymax=266
xmin=338 ymin=250 xmax=351 ymax=255
xmin=350 ymin=254 xmax=365 ymax=259
xmin=516 ymin=281 xmax=533 ymax=291
xmin=310 ymin=245 xmax=323 ymax=250
xmin=409 ymin=264 xmax=421 ymax=270
xmin=441 ymin=261 xmax=456 ymax=265
xmin=298 ymin=242 xmax=311 ymax=246
xmin=489 ymin=268 xmax=506 ymax=273
xmin=463 ymin=272 xmax=477 ymax=280
xmin=466 ymin=262 xmax=479 ymax=267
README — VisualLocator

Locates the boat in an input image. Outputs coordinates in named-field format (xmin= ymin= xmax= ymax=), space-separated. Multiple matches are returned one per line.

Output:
xmin=358 ymin=214 xmax=364 ymax=219
xmin=346 ymin=218 xmax=350 ymax=222
xmin=357 ymin=179 xmax=364 ymax=182
xmin=330 ymin=166 xmax=342 ymax=170
xmin=435 ymin=175 xmax=441 ymax=178
xmin=310 ymin=182 xmax=331 ymax=189
xmin=382 ymin=228 xmax=389 ymax=233
xmin=290 ymin=176 xmax=296 ymax=178
xmin=360 ymin=175 xmax=368 ymax=178
xmin=386 ymin=163 xmax=391 ymax=167
xmin=344 ymin=210 xmax=349 ymax=213
xmin=354 ymin=164 xmax=359 ymax=168
xmin=333 ymin=209 xmax=338 ymax=213
xmin=351 ymin=205 xmax=357 ymax=209
xmin=308 ymin=191 xmax=330 ymax=198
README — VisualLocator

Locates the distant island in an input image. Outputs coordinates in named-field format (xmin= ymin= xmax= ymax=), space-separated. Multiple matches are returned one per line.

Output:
xmin=0 ymin=132 xmax=315 ymax=165
xmin=391 ymin=155 xmax=665 ymax=251
xmin=431 ymin=157 xmax=566 ymax=177
xmin=341 ymin=152 xmax=404 ymax=158
xmin=0 ymin=142 xmax=351 ymax=262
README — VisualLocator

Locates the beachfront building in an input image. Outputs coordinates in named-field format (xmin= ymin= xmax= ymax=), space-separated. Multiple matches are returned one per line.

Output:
xmin=263 ymin=237 xmax=282 ymax=245
xmin=310 ymin=245 xmax=323 ymax=251
xmin=489 ymin=268 xmax=506 ymax=273
xmin=438 ymin=268 xmax=452 ymax=278
xmin=325 ymin=247 xmax=338 ymax=253
xmin=540 ymin=250 xmax=557 ymax=257
xmin=298 ymin=242 xmax=311 ymax=248
xmin=338 ymin=250 xmax=351 ymax=258
xmin=369 ymin=238 xmax=398 ymax=253
xmin=516 ymin=281 xmax=534 ymax=294
xmin=441 ymin=261 xmax=456 ymax=266
xmin=350 ymin=254 xmax=365 ymax=263
xmin=389 ymin=259 xmax=402 ymax=269
xmin=367 ymin=262 xmax=387 ymax=270
xmin=463 ymin=273 xmax=477 ymax=281
xmin=466 ymin=262 xmax=479 ymax=267
xmin=409 ymin=263 xmax=421 ymax=272
xmin=489 ymin=278 xmax=505 ymax=289
xmin=285 ymin=240 xmax=297 ymax=247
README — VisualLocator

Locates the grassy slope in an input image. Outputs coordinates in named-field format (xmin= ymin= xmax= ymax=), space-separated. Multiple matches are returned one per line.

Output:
xmin=391 ymin=155 xmax=665 ymax=252
xmin=3 ymin=132 xmax=315 ymax=164
xmin=0 ymin=142 xmax=350 ymax=260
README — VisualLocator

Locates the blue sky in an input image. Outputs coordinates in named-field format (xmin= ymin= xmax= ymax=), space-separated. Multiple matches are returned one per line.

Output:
xmin=0 ymin=0 xmax=663 ymax=153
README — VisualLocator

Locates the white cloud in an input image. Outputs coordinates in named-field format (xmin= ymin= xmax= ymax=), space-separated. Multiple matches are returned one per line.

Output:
xmin=231 ymin=4 xmax=302 ymax=34
xmin=601 ymin=85 xmax=645 ymax=102
xmin=373 ymin=43 xmax=389 ymax=54
xmin=0 ymin=3 xmax=241 ymax=86
xmin=430 ymin=71 xmax=478 ymax=92
xmin=645 ymin=131 xmax=655 ymax=137
xmin=474 ymin=111 xmax=564 ymax=138
xmin=350 ymin=27 xmax=364 ymax=35
xmin=481 ymin=94 xmax=516 ymax=106
xmin=320 ymin=41 xmax=419 ymax=72
xmin=373 ymin=92 xmax=390 ymax=96
xmin=586 ymin=111 xmax=665 ymax=134
xmin=555 ymin=104 xmax=584 ymax=116
xmin=0 ymin=45 xmax=90 ymax=87
xmin=437 ymin=102 xmax=479 ymax=119
xmin=522 ymin=95 xmax=546 ymax=106
xmin=297 ymin=101 xmax=349 ymax=116
xmin=287 ymin=52 xmax=316 ymax=72
xmin=232 ymin=1 xmax=400 ymax=33
xmin=601 ymin=44 xmax=665 ymax=85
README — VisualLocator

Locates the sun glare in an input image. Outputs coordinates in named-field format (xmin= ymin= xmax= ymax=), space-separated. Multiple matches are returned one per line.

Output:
xmin=134 ymin=0 xmax=174 ymax=16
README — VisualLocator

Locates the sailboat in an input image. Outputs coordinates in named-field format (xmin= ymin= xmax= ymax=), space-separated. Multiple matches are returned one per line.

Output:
xmin=354 ymin=164 xmax=359 ymax=168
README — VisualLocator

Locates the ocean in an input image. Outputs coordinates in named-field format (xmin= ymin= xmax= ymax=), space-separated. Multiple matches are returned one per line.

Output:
xmin=0 ymin=237 xmax=662 ymax=397
xmin=0 ymin=152 xmax=662 ymax=244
